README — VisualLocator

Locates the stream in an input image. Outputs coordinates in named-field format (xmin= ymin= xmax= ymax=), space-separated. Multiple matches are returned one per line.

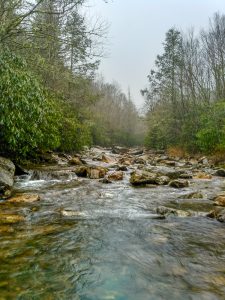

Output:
xmin=1 ymin=149 xmax=225 ymax=300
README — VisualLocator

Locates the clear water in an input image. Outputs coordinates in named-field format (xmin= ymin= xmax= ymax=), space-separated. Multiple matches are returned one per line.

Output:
xmin=0 ymin=166 xmax=225 ymax=300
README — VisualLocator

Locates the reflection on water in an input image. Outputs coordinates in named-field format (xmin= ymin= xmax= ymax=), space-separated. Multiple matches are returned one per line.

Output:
xmin=0 ymin=169 xmax=225 ymax=299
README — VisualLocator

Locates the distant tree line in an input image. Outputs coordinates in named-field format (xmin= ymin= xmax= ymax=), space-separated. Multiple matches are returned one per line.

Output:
xmin=142 ymin=13 xmax=225 ymax=154
xmin=0 ymin=0 xmax=144 ymax=158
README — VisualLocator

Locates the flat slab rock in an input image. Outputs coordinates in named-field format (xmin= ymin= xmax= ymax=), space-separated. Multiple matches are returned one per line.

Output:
xmin=0 ymin=213 xmax=25 ymax=224
xmin=8 ymin=193 xmax=40 ymax=203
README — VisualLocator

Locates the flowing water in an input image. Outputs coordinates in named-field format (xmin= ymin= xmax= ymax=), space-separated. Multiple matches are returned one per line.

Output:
xmin=1 ymin=160 xmax=225 ymax=300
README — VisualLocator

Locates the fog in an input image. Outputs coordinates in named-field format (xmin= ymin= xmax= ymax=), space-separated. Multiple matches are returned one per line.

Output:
xmin=91 ymin=0 xmax=225 ymax=108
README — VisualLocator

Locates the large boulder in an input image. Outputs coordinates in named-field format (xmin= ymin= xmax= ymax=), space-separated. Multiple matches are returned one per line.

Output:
xmin=0 ymin=157 xmax=15 ymax=199
xmin=75 ymin=165 xmax=107 ymax=179
xmin=130 ymin=170 xmax=157 ymax=186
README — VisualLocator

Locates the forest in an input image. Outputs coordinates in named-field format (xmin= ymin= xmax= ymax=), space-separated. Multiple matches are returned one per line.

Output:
xmin=1 ymin=1 xmax=225 ymax=158
xmin=0 ymin=0 xmax=144 ymax=159
xmin=142 ymin=13 xmax=225 ymax=155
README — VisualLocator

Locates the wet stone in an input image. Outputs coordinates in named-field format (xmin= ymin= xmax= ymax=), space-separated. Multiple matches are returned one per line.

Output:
xmin=193 ymin=172 xmax=212 ymax=179
xmin=213 ymin=194 xmax=225 ymax=207
xmin=155 ymin=206 xmax=192 ymax=217
xmin=8 ymin=193 xmax=40 ymax=203
xmin=214 ymin=169 xmax=225 ymax=177
xmin=0 ymin=213 xmax=25 ymax=224
xmin=169 ymin=179 xmax=189 ymax=188
xmin=181 ymin=191 xmax=204 ymax=199
xmin=130 ymin=170 xmax=157 ymax=186
xmin=107 ymin=171 xmax=124 ymax=181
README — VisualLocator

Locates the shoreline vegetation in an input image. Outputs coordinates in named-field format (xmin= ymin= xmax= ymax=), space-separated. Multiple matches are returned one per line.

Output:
xmin=0 ymin=3 xmax=225 ymax=161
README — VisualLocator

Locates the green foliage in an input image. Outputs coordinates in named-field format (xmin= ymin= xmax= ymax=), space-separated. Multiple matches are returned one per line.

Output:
xmin=58 ymin=116 xmax=92 ymax=152
xmin=196 ymin=101 xmax=225 ymax=153
xmin=0 ymin=49 xmax=60 ymax=157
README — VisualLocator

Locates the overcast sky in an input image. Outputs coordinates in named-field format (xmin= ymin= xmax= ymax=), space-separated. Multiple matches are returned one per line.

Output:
xmin=89 ymin=0 xmax=225 ymax=108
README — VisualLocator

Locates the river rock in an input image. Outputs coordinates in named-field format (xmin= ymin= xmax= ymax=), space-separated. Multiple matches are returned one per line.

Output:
xmin=169 ymin=179 xmax=189 ymax=188
xmin=129 ymin=149 xmax=144 ymax=156
xmin=8 ymin=193 xmax=40 ymax=203
xmin=207 ymin=207 xmax=225 ymax=222
xmin=60 ymin=209 xmax=86 ymax=217
xmin=99 ymin=177 xmax=112 ymax=184
xmin=156 ymin=206 xmax=191 ymax=217
xmin=133 ymin=157 xmax=146 ymax=165
xmin=75 ymin=166 xmax=88 ymax=177
xmin=0 ymin=225 xmax=14 ymax=233
xmin=179 ymin=173 xmax=193 ymax=179
xmin=118 ymin=157 xmax=132 ymax=166
xmin=112 ymin=146 xmax=129 ymax=154
xmin=88 ymin=166 xmax=107 ymax=179
xmin=155 ymin=175 xmax=170 ymax=185
xmin=101 ymin=154 xmax=117 ymax=164
xmin=194 ymin=172 xmax=212 ymax=179
xmin=69 ymin=157 xmax=83 ymax=165
xmin=160 ymin=160 xmax=176 ymax=167
xmin=116 ymin=165 xmax=128 ymax=171
xmin=0 ymin=157 xmax=15 ymax=199
xmin=198 ymin=156 xmax=209 ymax=165
xmin=107 ymin=171 xmax=123 ymax=181
xmin=0 ymin=213 xmax=25 ymax=224
xmin=130 ymin=170 xmax=157 ymax=186
xmin=181 ymin=191 xmax=204 ymax=199
xmin=144 ymin=166 xmax=181 ymax=179
xmin=214 ymin=169 xmax=225 ymax=177
xmin=213 ymin=194 xmax=225 ymax=207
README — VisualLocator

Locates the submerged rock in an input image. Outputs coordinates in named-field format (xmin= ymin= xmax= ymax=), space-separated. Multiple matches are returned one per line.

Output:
xmin=0 ymin=157 xmax=15 ymax=199
xmin=181 ymin=191 xmax=204 ymax=199
xmin=8 ymin=193 xmax=40 ymax=203
xmin=169 ymin=179 xmax=189 ymax=188
xmin=60 ymin=209 xmax=86 ymax=217
xmin=99 ymin=177 xmax=112 ymax=184
xmin=0 ymin=213 xmax=25 ymax=224
xmin=156 ymin=206 xmax=192 ymax=217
